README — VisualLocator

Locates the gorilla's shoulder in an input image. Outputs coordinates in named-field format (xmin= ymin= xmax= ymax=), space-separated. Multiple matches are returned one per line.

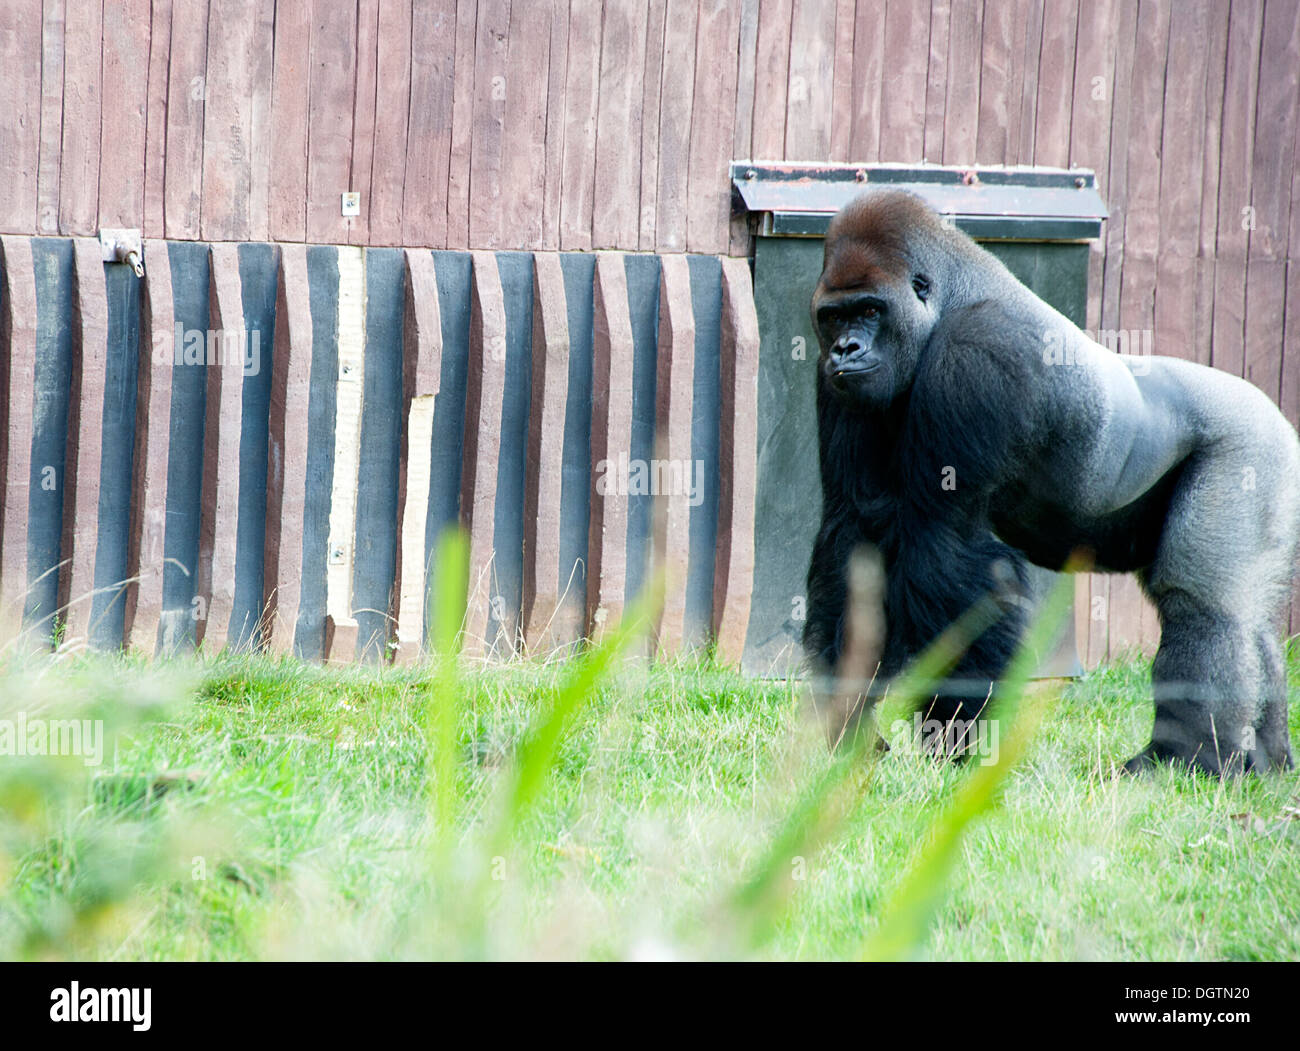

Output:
xmin=915 ymin=298 xmax=1048 ymax=400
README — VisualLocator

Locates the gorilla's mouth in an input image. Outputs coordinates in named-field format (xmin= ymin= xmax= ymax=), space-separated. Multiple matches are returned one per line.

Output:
xmin=829 ymin=361 xmax=881 ymax=394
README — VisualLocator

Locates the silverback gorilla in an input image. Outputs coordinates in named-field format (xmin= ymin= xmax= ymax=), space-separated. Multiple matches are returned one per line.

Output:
xmin=804 ymin=189 xmax=1300 ymax=775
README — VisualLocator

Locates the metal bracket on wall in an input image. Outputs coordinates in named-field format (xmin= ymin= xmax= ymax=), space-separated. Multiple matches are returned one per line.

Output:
xmin=730 ymin=163 xmax=1108 ymax=242
xmin=99 ymin=228 xmax=144 ymax=276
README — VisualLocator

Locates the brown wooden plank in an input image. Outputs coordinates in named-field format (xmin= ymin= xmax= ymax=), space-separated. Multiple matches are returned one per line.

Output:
xmin=1031 ymin=0 xmax=1076 ymax=168
xmin=195 ymin=244 xmax=246 ymax=653
xmin=391 ymin=248 xmax=444 ymax=664
xmin=1069 ymin=0 xmax=1119 ymax=336
xmin=403 ymin=0 xmax=456 ymax=248
xmin=123 ymin=239 xmax=175 ymax=655
xmin=247 ymin=0 xmax=276 ymax=242
xmin=36 ymin=0 xmax=67 ymax=234
xmin=1153 ymin=1 xmax=1211 ymax=362
xmin=367 ymin=0 xmax=413 ymax=246
xmin=827 ymin=0 xmax=855 ymax=162
xmin=652 ymin=255 xmax=694 ymax=656
xmin=1098 ymin=0 xmax=1137 ymax=336
xmin=58 ymin=239 xmax=109 ymax=646
xmin=541 ymin=0 xmax=572 ymax=250
xmin=501 ymin=0 xmax=553 ymax=249
xmin=461 ymin=252 xmax=508 ymax=657
xmin=638 ymin=0 xmax=667 ymax=251
xmin=262 ymin=245 xmax=314 ymax=655
xmin=1012 ymin=0 xmax=1044 ymax=166
xmin=1192 ymin=1 xmax=1231 ymax=369
xmin=591 ymin=1 xmax=648 ymax=249
xmin=654 ymin=0 xmax=698 ymax=251
xmin=347 ymin=0 xmax=380 ymax=246
xmin=848 ymin=0 xmax=886 ymax=163
xmin=97 ymin=0 xmax=151 ymax=230
xmin=687 ymin=0 xmax=740 ymax=253
xmin=1245 ymin=259 xmax=1288 ymax=403
xmin=0 ymin=236 xmax=38 ymax=637
xmin=878 ymin=0 xmax=928 ymax=161
xmin=731 ymin=0 xmax=760 ymax=162
xmin=522 ymin=253 xmax=571 ymax=654
xmin=922 ymin=0 xmax=951 ymax=164
xmin=304 ymin=0 xmax=358 ymax=245
xmin=164 ymin=0 xmax=208 ymax=240
xmin=58 ymin=0 xmax=103 ymax=235
xmin=784 ymin=0 xmax=835 ymax=161
xmin=268 ymin=0 xmax=311 ymax=241
xmin=200 ymin=0 xmax=255 ymax=241
xmin=942 ymin=0 xmax=982 ymax=166
xmin=587 ymin=253 xmax=634 ymax=640
xmin=141 ymin=0 xmax=173 ymax=238
xmin=0 ymin=1 xmax=43 ymax=232
xmin=750 ymin=0 xmax=792 ymax=160
xmin=713 ymin=256 xmax=759 ymax=666
xmin=445 ymin=0 xmax=479 ymax=250
xmin=975 ymin=0 xmax=1016 ymax=165
xmin=1210 ymin=0 xmax=1264 ymax=379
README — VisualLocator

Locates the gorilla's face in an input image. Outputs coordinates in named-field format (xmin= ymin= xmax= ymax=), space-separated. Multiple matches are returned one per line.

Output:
xmin=811 ymin=192 xmax=940 ymax=411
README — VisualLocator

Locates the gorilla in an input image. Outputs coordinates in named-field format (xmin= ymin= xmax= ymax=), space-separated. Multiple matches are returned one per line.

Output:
xmin=804 ymin=188 xmax=1300 ymax=775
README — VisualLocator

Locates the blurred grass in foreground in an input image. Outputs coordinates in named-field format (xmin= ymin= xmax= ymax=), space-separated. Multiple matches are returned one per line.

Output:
xmin=1 ymin=533 xmax=1298 ymax=961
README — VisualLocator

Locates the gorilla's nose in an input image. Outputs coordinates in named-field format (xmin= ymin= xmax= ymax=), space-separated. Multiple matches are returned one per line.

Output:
xmin=830 ymin=336 xmax=864 ymax=368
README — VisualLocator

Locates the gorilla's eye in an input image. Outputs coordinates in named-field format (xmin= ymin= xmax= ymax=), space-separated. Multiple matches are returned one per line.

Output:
xmin=862 ymin=304 xmax=879 ymax=320
xmin=912 ymin=275 xmax=931 ymax=301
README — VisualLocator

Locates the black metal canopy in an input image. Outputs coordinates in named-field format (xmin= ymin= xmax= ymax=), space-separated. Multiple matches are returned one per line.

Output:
xmin=731 ymin=162 xmax=1108 ymax=241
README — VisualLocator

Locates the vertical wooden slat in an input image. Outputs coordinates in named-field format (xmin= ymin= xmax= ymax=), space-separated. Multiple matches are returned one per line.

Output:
xmin=164 ymin=0 xmax=208 ymax=240
xmin=0 ymin=1 xmax=43 ymax=232
xmin=1193 ymin=1 xmax=1232 ymax=370
xmin=1154 ymin=1 xmax=1212 ymax=365
xmin=123 ymin=239 xmax=175 ymax=654
xmin=368 ymin=0 xmax=413 ymax=247
xmin=200 ymin=0 xmax=255 ymax=241
xmin=652 ymin=255 xmax=694 ymax=656
xmin=391 ymin=248 xmax=444 ymax=664
xmin=827 ymin=0 xmax=855 ymax=162
xmin=97 ymin=0 xmax=151 ymax=230
xmin=540 ymin=0 xmax=571 ymax=250
xmin=750 ymin=0 xmax=792 ymax=161
xmin=1098 ymin=0 xmax=1137 ymax=339
xmin=1011 ymin=0 xmax=1046 ymax=166
xmin=445 ymin=0 xmax=479 ymax=250
xmin=587 ymin=252 xmax=634 ymax=640
xmin=0 ymin=236 xmax=38 ymax=636
xmin=36 ymin=0 xmax=67 ymax=234
xmin=461 ymin=251 xmax=508 ymax=656
xmin=348 ymin=0 xmax=380 ymax=247
xmin=262 ymin=244 xmax=314 ymax=655
xmin=58 ymin=239 xmax=109 ymax=646
xmin=1031 ymin=0 xmax=1077 ymax=169
xmin=247 ymin=0 xmax=275 ymax=242
xmin=713 ymin=256 xmax=759 ymax=666
xmin=1243 ymin=0 xmax=1300 ymax=404
xmin=784 ymin=0 xmax=835 ymax=161
xmin=58 ymin=0 xmax=103 ymax=234
xmin=324 ymin=247 xmax=366 ymax=661
xmin=922 ymin=0 xmax=951 ymax=164
xmin=304 ymin=0 xmax=358 ymax=245
xmin=592 ymin=0 xmax=648 ymax=250
xmin=849 ymin=0 xmax=886 ymax=163
xmin=942 ymin=0 xmax=982 ymax=166
xmin=268 ymin=0 xmax=311 ymax=241
xmin=467 ymin=0 xmax=512 ymax=251
xmin=879 ymin=0 xmax=928 ymax=161
xmin=501 ymin=0 xmax=552 ymax=250
xmin=654 ymin=0 xmax=698 ymax=252
xmin=1210 ymin=0 xmax=1264 ymax=380
xmin=637 ymin=0 xmax=667 ymax=251
xmin=728 ymin=0 xmax=763 ymax=255
xmin=522 ymin=253 xmax=570 ymax=653
xmin=687 ymin=0 xmax=740 ymax=254
xmin=402 ymin=0 xmax=456 ymax=248
xmin=976 ymin=0 xmax=1016 ymax=165
xmin=195 ymin=243 xmax=246 ymax=653
xmin=141 ymin=0 xmax=173 ymax=239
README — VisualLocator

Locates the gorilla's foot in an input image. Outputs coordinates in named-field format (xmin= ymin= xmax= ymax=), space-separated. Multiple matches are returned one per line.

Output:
xmin=1122 ymin=740 xmax=1259 ymax=778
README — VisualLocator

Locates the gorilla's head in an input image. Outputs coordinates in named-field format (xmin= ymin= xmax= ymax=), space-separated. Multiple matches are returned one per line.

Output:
xmin=811 ymin=190 xmax=947 ymax=410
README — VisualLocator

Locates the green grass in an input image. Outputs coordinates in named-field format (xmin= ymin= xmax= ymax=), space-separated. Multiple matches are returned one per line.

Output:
xmin=1 ymin=639 xmax=1298 ymax=961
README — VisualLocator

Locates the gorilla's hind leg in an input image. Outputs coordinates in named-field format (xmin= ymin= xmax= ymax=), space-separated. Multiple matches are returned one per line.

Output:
xmin=1124 ymin=592 xmax=1273 ymax=776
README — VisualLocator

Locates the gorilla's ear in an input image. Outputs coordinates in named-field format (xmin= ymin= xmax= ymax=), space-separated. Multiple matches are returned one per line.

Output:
xmin=911 ymin=274 xmax=931 ymax=302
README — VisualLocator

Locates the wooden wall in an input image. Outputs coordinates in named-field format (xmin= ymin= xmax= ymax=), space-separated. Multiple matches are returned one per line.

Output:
xmin=2 ymin=0 xmax=1299 ymax=660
